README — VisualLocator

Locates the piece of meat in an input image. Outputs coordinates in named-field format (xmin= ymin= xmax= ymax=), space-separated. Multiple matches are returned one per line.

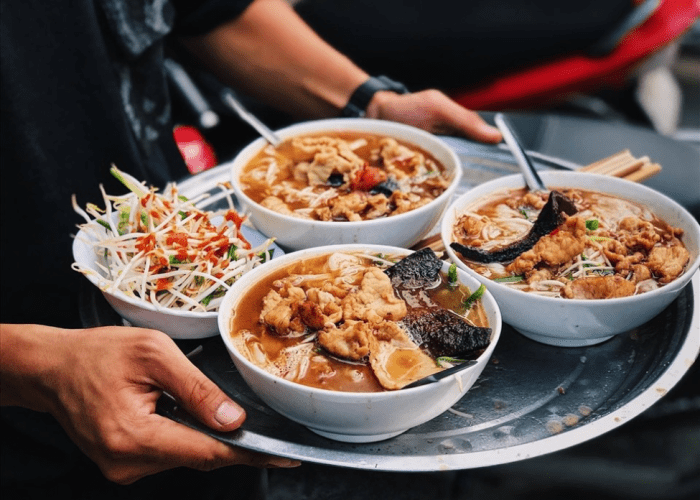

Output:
xmin=305 ymin=287 xmax=343 ymax=324
xmin=563 ymin=275 xmax=636 ymax=299
xmin=342 ymin=267 xmax=407 ymax=324
xmin=391 ymin=190 xmax=430 ymax=215
xmin=298 ymin=301 xmax=325 ymax=330
xmin=317 ymin=319 xmax=371 ymax=361
xmin=618 ymin=216 xmax=661 ymax=251
xmin=328 ymin=191 xmax=368 ymax=221
xmin=401 ymin=307 xmax=492 ymax=358
xmin=379 ymin=138 xmax=425 ymax=178
xmin=507 ymin=216 xmax=587 ymax=275
xmin=260 ymin=196 xmax=295 ymax=216
xmin=451 ymin=190 xmax=578 ymax=263
xmin=646 ymin=244 xmax=690 ymax=284
xmin=259 ymin=284 xmax=306 ymax=335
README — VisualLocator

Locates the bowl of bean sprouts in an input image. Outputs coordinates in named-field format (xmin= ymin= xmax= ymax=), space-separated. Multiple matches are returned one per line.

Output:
xmin=71 ymin=167 xmax=282 ymax=339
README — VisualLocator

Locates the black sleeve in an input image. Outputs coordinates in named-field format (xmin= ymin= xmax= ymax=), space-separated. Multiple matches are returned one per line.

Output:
xmin=171 ymin=0 xmax=255 ymax=36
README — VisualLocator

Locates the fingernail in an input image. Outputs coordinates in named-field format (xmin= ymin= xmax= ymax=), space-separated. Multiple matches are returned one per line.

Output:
xmin=214 ymin=400 xmax=243 ymax=426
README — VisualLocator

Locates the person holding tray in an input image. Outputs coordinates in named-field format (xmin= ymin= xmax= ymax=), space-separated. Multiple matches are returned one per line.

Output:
xmin=0 ymin=0 xmax=501 ymax=498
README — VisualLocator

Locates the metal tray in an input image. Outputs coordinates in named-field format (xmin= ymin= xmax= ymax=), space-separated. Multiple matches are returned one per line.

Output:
xmin=81 ymin=275 xmax=698 ymax=471
xmin=79 ymin=136 xmax=700 ymax=471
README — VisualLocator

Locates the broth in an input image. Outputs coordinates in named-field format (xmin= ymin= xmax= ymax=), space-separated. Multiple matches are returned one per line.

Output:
xmin=239 ymin=132 xmax=451 ymax=222
xmin=229 ymin=251 xmax=490 ymax=392
xmin=451 ymin=187 xmax=690 ymax=299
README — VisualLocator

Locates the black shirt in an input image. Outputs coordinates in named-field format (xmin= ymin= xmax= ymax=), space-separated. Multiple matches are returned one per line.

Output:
xmin=0 ymin=1 xmax=258 ymax=497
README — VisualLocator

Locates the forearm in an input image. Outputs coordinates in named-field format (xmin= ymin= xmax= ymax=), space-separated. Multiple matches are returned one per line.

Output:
xmin=179 ymin=0 xmax=368 ymax=118
xmin=0 ymin=323 xmax=64 ymax=412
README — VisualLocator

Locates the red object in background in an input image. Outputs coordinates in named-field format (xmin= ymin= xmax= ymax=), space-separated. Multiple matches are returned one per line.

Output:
xmin=449 ymin=0 xmax=700 ymax=111
xmin=173 ymin=125 xmax=218 ymax=174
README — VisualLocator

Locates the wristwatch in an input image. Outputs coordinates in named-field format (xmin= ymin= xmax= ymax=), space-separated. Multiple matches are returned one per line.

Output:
xmin=341 ymin=76 xmax=409 ymax=117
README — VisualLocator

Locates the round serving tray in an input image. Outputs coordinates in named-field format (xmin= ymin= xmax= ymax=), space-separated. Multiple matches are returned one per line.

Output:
xmin=79 ymin=130 xmax=700 ymax=471
xmin=80 ymin=274 xmax=698 ymax=471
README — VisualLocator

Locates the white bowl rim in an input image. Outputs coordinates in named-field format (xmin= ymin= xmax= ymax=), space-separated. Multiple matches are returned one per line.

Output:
xmin=218 ymin=243 xmax=502 ymax=399
xmin=229 ymin=118 xmax=463 ymax=229
xmin=442 ymin=171 xmax=700 ymax=306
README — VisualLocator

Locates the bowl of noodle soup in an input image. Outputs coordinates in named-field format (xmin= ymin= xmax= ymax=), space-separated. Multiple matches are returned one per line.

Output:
xmin=217 ymin=243 xmax=501 ymax=443
xmin=228 ymin=118 xmax=461 ymax=251
xmin=441 ymin=171 xmax=700 ymax=347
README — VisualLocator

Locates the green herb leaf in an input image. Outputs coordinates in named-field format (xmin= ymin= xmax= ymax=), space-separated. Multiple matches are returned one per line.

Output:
xmin=448 ymin=263 xmax=458 ymax=286
xmin=585 ymin=219 xmax=599 ymax=231
xmin=463 ymin=283 xmax=486 ymax=309
xmin=117 ymin=209 xmax=130 ymax=235
xmin=227 ymin=245 xmax=238 ymax=261
xmin=96 ymin=219 xmax=111 ymax=230
xmin=493 ymin=275 xmax=524 ymax=283
xmin=436 ymin=356 xmax=467 ymax=367
xmin=169 ymin=255 xmax=184 ymax=265
xmin=257 ymin=248 xmax=274 ymax=263
xmin=110 ymin=165 xmax=148 ymax=198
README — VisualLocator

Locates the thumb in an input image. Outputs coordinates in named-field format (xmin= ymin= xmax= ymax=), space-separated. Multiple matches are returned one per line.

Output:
xmin=154 ymin=346 xmax=246 ymax=432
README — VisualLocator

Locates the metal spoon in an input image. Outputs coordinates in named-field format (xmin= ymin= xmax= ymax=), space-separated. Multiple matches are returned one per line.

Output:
xmin=494 ymin=113 xmax=547 ymax=191
xmin=221 ymin=89 xmax=282 ymax=147
xmin=402 ymin=359 xmax=478 ymax=389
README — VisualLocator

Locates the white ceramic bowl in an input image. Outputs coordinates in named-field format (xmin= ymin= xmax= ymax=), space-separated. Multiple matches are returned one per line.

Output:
xmin=228 ymin=118 xmax=462 ymax=251
xmin=441 ymin=171 xmax=700 ymax=347
xmin=72 ymin=226 xmax=283 ymax=339
xmin=218 ymin=244 xmax=501 ymax=443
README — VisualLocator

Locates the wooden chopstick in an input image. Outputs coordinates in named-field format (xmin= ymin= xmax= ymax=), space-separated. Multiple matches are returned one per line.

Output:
xmin=411 ymin=150 xmax=662 ymax=253
xmin=579 ymin=149 xmax=662 ymax=183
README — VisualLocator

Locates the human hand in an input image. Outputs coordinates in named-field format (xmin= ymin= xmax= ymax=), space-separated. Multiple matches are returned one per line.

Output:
xmin=0 ymin=324 xmax=299 ymax=484
xmin=366 ymin=89 xmax=503 ymax=144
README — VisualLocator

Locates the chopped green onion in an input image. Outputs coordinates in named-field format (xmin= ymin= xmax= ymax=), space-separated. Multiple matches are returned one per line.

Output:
xmin=110 ymin=165 xmax=148 ymax=198
xmin=169 ymin=255 xmax=186 ymax=265
xmin=117 ymin=209 xmax=130 ymax=235
xmin=585 ymin=219 xmax=599 ymax=231
xmin=227 ymin=245 xmax=238 ymax=261
xmin=463 ymin=283 xmax=486 ymax=309
xmin=436 ymin=356 xmax=467 ymax=367
xmin=519 ymin=209 xmax=529 ymax=220
xmin=201 ymin=294 xmax=213 ymax=306
xmin=494 ymin=275 xmax=524 ymax=283
xmin=448 ymin=263 xmax=458 ymax=286
xmin=257 ymin=248 xmax=274 ymax=263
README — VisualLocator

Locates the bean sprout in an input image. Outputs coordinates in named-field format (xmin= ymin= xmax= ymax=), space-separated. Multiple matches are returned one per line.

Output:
xmin=72 ymin=166 xmax=275 ymax=312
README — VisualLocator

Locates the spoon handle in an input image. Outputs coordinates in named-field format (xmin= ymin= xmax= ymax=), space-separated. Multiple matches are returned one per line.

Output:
xmin=222 ymin=89 xmax=282 ymax=147
xmin=403 ymin=360 xmax=478 ymax=389
xmin=494 ymin=113 xmax=547 ymax=192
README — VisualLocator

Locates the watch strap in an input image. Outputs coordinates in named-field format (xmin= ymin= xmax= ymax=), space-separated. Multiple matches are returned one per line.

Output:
xmin=341 ymin=76 xmax=409 ymax=117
